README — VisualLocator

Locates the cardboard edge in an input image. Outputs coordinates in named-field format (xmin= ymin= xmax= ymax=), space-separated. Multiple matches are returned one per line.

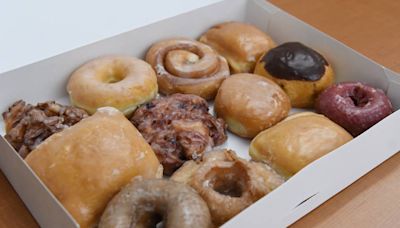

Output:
xmin=0 ymin=138 xmax=78 ymax=228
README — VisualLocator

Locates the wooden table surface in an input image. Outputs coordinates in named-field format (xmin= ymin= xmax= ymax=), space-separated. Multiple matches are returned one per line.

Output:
xmin=1 ymin=0 xmax=400 ymax=227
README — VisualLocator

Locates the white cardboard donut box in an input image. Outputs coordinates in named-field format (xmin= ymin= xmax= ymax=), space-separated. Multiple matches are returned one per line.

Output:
xmin=1 ymin=0 xmax=400 ymax=227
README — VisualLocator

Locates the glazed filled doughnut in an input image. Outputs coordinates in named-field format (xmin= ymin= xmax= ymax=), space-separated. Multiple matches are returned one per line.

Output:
xmin=99 ymin=178 xmax=212 ymax=228
xmin=146 ymin=38 xmax=229 ymax=100
xmin=67 ymin=56 xmax=158 ymax=115
xmin=25 ymin=107 xmax=162 ymax=228
xmin=315 ymin=82 xmax=393 ymax=136
xmin=171 ymin=149 xmax=284 ymax=225
xmin=254 ymin=42 xmax=335 ymax=108
xmin=131 ymin=93 xmax=227 ymax=175
xmin=200 ymin=21 xmax=276 ymax=73
xmin=214 ymin=73 xmax=290 ymax=138
xmin=249 ymin=112 xmax=352 ymax=178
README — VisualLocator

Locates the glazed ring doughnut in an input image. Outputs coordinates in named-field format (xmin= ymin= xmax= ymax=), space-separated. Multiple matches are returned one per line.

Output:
xmin=146 ymin=38 xmax=230 ymax=100
xmin=99 ymin=178 xmax=212 ymax=228
xmin=67 ymin=56 xmax=158 ymax=115
xmin=171 ymin=149 xmax=284 ymax=225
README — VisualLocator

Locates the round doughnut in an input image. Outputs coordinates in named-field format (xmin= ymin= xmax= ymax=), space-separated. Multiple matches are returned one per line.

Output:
xmin=199 ymin=21 xmax=276 ymax=73
xmin=99 ymin=178 xmax=212 ymax=228
xmin=249 ymin=112 xmax=353 ymax=178
xmin=214 ymin=73 xmax=291 ymax=138
xmin=171 ymin=149 xmax=284 ymax=225
xmin=67 ymin=56 xmax=158 ymax=115
xmin=315 ymin=82 xmax=393 ymax=136
xmin=254 ymin=42 xmax=335 ymax=108
xmin=146 ymin=38 xmax=229 ymax=100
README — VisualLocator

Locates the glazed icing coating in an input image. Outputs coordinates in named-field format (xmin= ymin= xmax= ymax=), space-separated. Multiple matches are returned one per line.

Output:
xmin=262 ymin=42 xmax=328 ymax=81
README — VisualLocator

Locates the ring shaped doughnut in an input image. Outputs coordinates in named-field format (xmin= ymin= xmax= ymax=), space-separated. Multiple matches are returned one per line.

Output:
xmin=99 ymin=178 xmax=212 ymax=228
xmin=172 ymin=149 xmax=284 ymax=225
xmin=146 ymin=38 xmax=230 ymax=100
xmin=67 ymin=56 xmax=158 ymax=115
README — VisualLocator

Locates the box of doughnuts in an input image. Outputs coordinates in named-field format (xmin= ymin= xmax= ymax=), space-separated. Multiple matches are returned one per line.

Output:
xmin=1 ymin=0 xmax=400 ymax=227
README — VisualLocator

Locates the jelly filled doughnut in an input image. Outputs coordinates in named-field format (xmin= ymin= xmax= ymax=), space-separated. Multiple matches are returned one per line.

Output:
xmin=250 ymin=112 xmax=352 ymax=178
xmin=214 ymin=73 xmax=290 ymax=138
xmin=315 ymin=82 xmax=393 ymax=136
xmin=255 ymin=42 xmax=334 ymax=108
xmin=67 ymin=56 xmax=158 ymax=115
xmin=99 ymin=178 xmax=212 ymax=228
xmin=200 ymin=21 xmax=276 ymax=73
xmin=171 ymin=149 xmax=284 ymax=225
xmin=146 ymin=38 xmax=229 ymax=100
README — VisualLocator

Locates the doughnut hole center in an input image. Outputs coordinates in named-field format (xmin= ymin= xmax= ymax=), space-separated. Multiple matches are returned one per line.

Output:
xmin=103 ymin=66 xmax=127 ymax=83
xmin=137 ymin=209 xmax=164 ymax=228
xmin=350 ymin=86 xmax=370 ymax=107
xmin=205 ymin=163 xmax=249 ymax=198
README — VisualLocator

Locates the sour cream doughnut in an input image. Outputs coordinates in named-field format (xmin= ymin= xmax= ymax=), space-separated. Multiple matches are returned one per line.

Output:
xmin=99 ymin=178 xmax=212 ymax=228
xmin=171 ymin=149 xmax=284 ymax=225
xmin=67 ymin=56 xmax=158 ymax=115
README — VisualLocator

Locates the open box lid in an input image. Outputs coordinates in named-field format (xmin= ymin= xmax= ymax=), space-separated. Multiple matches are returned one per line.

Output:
xmin=1 ymin=0 xmax=400 ymax=227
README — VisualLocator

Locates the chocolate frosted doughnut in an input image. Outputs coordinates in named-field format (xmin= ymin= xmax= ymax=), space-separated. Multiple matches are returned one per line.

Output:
xmin=255 ymin=42 xmax=335 ymax=108
xmin=262 ymin=42 xmax=328 ymax=81
xmin=99 ymin=178 xmax=212 ymax=228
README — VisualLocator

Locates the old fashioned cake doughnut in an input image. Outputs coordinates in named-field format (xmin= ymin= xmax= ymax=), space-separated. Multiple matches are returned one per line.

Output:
xmin=99 ymin=178 xmax=212 ymax=228
xmin=171 ymin=149 xmax=284 ymax=225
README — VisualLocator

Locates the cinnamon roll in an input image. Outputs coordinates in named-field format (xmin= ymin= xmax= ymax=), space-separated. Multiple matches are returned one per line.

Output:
xmin=146 ymin=38 xmax=230 ymax=100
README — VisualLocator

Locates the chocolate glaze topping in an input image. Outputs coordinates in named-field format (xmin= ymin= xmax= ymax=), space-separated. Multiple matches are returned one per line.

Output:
xmin=262 ymin=42 xmax=328 ymax=81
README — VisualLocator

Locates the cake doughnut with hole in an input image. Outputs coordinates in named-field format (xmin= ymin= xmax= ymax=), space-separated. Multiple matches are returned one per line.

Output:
xmin=315 ymin=82 xmax=393 ymax=136
xmin=99 ymin=178 xmax=212 ymax=228
xmin=171 ymin=149 xmax=284 ymax=225
xmin=146 ymin=38 xmax=229 ymax=100
xmin=67 ymin=56 xmax=158 ymax=115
